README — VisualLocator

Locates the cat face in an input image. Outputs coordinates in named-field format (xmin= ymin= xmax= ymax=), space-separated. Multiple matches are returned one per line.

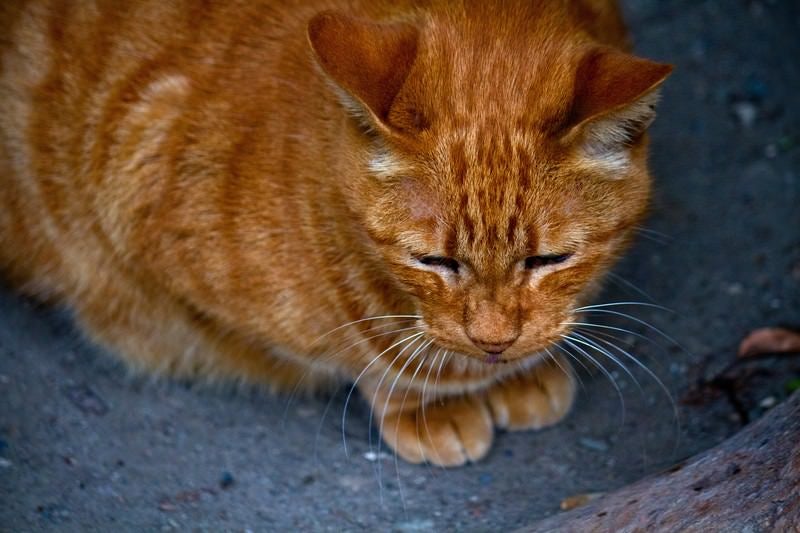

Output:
xmin=308 ymin=10 xmax=670 ymax=363
xmin=361 ymin=124 xmax=650 ymax=363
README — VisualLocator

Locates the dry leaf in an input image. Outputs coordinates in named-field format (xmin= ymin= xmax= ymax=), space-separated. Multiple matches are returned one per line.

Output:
xmin=560 ymin=492 xmax=604 ymax=511
xmin=738 ymin=327 xmax=800 ymax=359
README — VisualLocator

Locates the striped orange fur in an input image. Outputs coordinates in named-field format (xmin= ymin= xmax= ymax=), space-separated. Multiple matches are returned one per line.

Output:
xmin=0 ymin=0 xmax=670 ymax=466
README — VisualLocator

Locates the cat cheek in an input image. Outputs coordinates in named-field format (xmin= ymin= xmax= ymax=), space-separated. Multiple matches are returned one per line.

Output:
xmin=525 ymin=266 xmax=584 ymax=298
xmin=394 ymin=266 xmax=449 ymax=297
xmin=399 ymin=178 xmax=441 ymax=221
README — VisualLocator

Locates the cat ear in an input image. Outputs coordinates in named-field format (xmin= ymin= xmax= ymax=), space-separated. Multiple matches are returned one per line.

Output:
xmin=307 ymin=11 xmax=419 ymax=135
xmin=566 ymin=47 xmax=672 ymax=170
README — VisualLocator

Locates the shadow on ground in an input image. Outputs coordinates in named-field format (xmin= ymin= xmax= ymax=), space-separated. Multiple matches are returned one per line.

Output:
xmin=1 ymin=1 xmax=799 ymax=531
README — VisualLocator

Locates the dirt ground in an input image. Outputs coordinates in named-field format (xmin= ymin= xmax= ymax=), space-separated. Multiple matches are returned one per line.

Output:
xmin=1 ymin=1 xmax=799 ymax=531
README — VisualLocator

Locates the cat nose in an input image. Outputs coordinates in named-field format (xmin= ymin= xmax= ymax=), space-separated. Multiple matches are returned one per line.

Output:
xmin=469 ymin=337 xmax=517 ymax=354
xmin=464 ymin=299 xmax=520 ymax=354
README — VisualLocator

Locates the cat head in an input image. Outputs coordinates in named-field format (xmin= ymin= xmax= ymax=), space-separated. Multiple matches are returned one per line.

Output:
xmin=308 ymin=9 xmax=671 ymax=363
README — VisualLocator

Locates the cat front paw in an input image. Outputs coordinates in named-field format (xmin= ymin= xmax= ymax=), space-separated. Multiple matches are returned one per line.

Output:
xmin=486 ymin=356 xmax=576 ymax=431
xmin=363 ymin=355 xmax=574 ymax=467
xmin=378 ymin=395 xmax=494 ymax=467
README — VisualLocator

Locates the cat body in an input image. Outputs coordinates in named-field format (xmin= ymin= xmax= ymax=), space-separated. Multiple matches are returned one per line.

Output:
xmin=0 ymin=0 xmax=669 ymax=465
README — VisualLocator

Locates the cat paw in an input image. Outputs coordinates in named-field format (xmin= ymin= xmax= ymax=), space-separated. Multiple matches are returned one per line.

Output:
xmin=486 ymin=356 xmax=576 ymax=431
xmin=378 ymin=395 xmax=493 ymax=467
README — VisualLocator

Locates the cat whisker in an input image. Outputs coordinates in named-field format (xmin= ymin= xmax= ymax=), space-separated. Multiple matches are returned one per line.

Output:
xmin=565 ymin=332 xmax=642 ymax=394
xmin=572 ymin=326 xmax=670 ymax=361
xmin=552 ymin=343 xmax=590 ymax=381
xmin=391 ymin=345 xmax=433 ymax=511
xmin=573 ymin=301 xmax=673 ymax=313
xmin=606 ymin=272 xmax=657 ymax=303
xmin=634 ymin=225 xmax=673 ymax=245
xmin=549 ymin=342 xmax=591 ymax=376
xmin=434 ymin=350 xmax=451 ymax=398
xmin=379 ymin=339 xmax=433 ymax=439
xmin=282 ymin=323 xmax=424 ymax=423
xmin=365 ymin=334 xmax=426 ymax=461
xmin=564 ymin=314 xmax=682 ymax=455
xmin=310 ymin=314 xmax=422 ymax=347
xmin=363 ymin=335 xmax=427 ymax=505
xmin=562 ymin=320 xmax=653 ymax=347
xmin=421 ymin=349 xmax=442 ymax=407
xmin=576 ymin=328 xmax=679 ymax=429
xmin=317 ymin=325 xmax=425 ymax=366
xmin=571 ymin=308 xmax=688 ymax=355
xmin=544 ymin=346 xmax=585 ymax=390
xmin=340 ymin=331 xmax=424 ymax=457
xmin=373 ymin=338 xmax=432 ymax=501
xmin=313 ymin=381 xmax=343 ymax=467
xmin=563 ymin=315 xmax=685 ymax=377
xmin=418 ymin=349 xmax=442 ymax=472
xmin=558 ymin=337 xmax=626 ymax=426
xmin=311 ymin=333 xmax=434 ymax=468
xmin=571 ymin=326 xmax=629 ymax=345
xmin=633 ymin=226 xmax=675 ymax=246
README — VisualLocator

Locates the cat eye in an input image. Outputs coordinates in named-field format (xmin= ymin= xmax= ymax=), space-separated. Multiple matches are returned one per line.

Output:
xmin=418 ymin=255 xmax=460 ymax=273
xmin=524 ymin=253 xmax=572 ymax=269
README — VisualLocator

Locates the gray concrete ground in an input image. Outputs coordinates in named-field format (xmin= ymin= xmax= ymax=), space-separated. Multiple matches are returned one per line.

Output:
xmin=2 ymin=1 xmax=799 ymax=531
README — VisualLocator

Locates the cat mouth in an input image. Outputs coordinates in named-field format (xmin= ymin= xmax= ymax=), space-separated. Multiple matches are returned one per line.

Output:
xmin=484 ymin=353 xmax=505 ymax=365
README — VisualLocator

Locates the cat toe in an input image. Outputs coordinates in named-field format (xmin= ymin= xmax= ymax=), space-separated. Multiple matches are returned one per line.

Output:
xmin=380 ymin=395 xmax=493 ymax=467
xmin=487 ymin=356 xmax=576 ymax=431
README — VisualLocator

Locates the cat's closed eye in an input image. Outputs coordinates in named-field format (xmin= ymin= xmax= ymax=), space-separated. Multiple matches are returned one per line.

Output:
xmin=524 ymin=253 xmax=572 ymax=269
xmin=418 ymin=255 xmax=460 ymax=273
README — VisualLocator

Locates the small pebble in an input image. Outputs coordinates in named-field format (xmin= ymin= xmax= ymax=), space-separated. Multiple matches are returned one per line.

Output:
xmin=764 ymin=144 xmax=778 ymax=158
xmin=732 ymin=101 xmax=758 ymax=127
xmin=219 ymin=471 xmax=235 ymax=489
xmin=759 ymin=396 xmax=776 ymax=408
xmin=363 ymin=451 xmax=390 ymax=462
xmin=393 ymin=519 xmax=435 ymax=532
xmin=62 ymin=384 xmax=109 ymax=416
xmin=158 ymin=500 xmax=177 ymax=512
xmin=296 ymin=407 xmax=316 ymax=418
xmin=338 ymin=475 xmax=369 ymax=491
xmin=725 ymin=282 xmax=743 ymax=295
xmin=578 ymin=437 xmax=609 ymax=452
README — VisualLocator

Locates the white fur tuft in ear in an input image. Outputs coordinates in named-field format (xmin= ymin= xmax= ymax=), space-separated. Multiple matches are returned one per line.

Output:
xmin=367 ymin=146 xmax=408 ymax=179
xmin=566 ymin=47 xmax=671 ymax=175
xmin=578 ymin=88 xmax=662 ymax=174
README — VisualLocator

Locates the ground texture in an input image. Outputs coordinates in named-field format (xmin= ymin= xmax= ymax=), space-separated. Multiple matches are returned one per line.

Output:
xmin=1 ymin=1 xmax=799 ymax=531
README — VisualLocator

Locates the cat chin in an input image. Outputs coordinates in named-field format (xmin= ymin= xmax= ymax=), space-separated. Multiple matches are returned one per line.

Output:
xmin=426 ymin=349 xmax=551 ymax=394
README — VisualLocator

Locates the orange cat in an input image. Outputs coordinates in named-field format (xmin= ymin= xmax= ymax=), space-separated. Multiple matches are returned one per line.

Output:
xmin=0 ymin=0 xmax=670 ymax=466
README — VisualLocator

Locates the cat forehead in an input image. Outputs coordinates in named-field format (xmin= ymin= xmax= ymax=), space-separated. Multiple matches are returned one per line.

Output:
xmin=369 ymin=126 xmax=549 ymax=209
xmin=418 ymin=137 xmax=558 ymax=255
xmin=437 ymin=126 xmax=549 ymax=182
